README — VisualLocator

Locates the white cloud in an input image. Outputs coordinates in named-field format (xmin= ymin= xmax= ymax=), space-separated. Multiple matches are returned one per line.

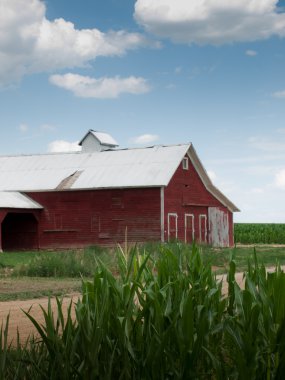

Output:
xmin=277 ymin=128 xmax=285 ymax=134
xmin=248 ymin=136 xmax=285 ymax=152
xmin=275 ymin=169 xmax=285 ymax=189
xmin=272 ymin=90 xmax=285 ymax=98
xmin=49 ymin=73 xmax=150 ymax=98
xmin=40 ymin=124 xmax=57 ymax=132
xmin=0 ymin=0 xmax=148 ymax=87
xmin=19 ymin=123 xmax=28 ymax=133
xmin=246 ymin=49 xmax=257 ymax=56
xmin=134 ymin=0 xmax=285 ymax=44
xmin=48 ymin=140 xmax=82 ymax=153
xmin=130 ymin=134 xmax=159 ymax=144
xmin=249 ymin=187 xmax=264 ymax=194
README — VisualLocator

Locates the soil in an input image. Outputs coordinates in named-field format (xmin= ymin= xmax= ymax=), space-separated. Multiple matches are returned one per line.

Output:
xmin=0 ymin=294 xmax=80 ymax=345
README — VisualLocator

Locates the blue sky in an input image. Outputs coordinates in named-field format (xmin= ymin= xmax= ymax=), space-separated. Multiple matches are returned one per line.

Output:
xmin=0 ymin=0 xmax=285 ymax=222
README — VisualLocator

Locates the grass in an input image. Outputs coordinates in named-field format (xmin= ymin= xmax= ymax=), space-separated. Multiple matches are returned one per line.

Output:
xmin=0 ymin=277 xmax=81 ymax=302
xmin=1 ymin=244 xmax=285 ymax=277
xmin=0 ymin=251 xmax=36 ymax=269
xmin=202 ymin=245 xmax=285 ymax=273
xmin=1 ymin=243 xmax=285 ymax=301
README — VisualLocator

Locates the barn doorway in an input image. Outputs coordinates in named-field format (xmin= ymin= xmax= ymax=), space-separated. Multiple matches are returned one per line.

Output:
xmin=199 ymin=214 xmax=207 ymax=244
xmin=185 ymin=214 xmax=194 ymax=243
xmin=1 ymin=212 xmax=39 ymax=251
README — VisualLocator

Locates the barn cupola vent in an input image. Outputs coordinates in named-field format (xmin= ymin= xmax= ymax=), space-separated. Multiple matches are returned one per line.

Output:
xmin=79 ymin=130 xmax=119 ymax=153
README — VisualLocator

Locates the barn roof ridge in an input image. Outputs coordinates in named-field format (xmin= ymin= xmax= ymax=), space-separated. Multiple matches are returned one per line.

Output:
xmin=0 ymin=142 xmax=192 ymax=158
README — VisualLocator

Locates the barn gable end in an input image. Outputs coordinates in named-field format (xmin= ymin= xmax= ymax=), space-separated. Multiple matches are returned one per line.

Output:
xmin=163 ymin=150 xmax=237 ymax=247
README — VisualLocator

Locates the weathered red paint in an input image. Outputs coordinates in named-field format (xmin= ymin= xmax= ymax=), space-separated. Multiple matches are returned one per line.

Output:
xmin=164 ymin=156 xmax=234 ymax=246
xmin=28 ymin=188 xmax=161 ymax=249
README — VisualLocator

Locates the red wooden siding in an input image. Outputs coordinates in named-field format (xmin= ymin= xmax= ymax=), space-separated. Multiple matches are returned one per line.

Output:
xmin=28 ymin=188 xmax=161 ymax=249
xmin=164 ymin=156 xmax=234 ymax=246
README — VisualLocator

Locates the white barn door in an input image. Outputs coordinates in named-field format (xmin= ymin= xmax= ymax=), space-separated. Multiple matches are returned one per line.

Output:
xmin=208 ymin=207 xmax=229 ymax=247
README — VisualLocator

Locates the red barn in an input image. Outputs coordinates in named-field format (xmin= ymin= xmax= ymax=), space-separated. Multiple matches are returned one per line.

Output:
xmin=0 ymin=130 xmax=239 ymax=251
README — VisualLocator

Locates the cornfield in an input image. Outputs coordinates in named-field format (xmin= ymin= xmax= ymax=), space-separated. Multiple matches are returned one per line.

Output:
xmin=1 ymin=243 xmax=285 ymax=379
xmin=234 ymin=223 xmax=285 ymax=244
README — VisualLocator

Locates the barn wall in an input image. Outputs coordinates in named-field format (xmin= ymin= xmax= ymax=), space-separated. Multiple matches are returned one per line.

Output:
xmin=164 ymin=156 xmax=234 ymax=246
xmin=27 ymin=188 xmax=161 ymax=249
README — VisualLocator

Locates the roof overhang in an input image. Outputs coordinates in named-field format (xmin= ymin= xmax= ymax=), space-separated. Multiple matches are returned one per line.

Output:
xmin=0 ymin=192 xmax=43 ymax=210
xmin=187 ymin=146 xmax=240 ymax=213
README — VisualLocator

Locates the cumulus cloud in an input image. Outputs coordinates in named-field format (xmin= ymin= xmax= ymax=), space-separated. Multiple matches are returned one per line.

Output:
xmin=246 ymin=49 xmax=258 ymax=56
xmin=134 ymin=0 xmax=285 ymax=44
xmin=272 ymin=90 xmax=285 ymax=98
xmin=130 ymin=134 xmax=159 ymax=144
xmin=40 ymin=124 xmax=57 ymax=132
xmin=0 ymin=0 xmax=148 ymax=87
xmin=48 ymin=140 xmax=82 ymax=153
xmin=248 ymin=136 xmax=285 ymax=152
xmin=19 ymin=123 xmax=28 ymax=133
xmin=275 ymin=169 xmax=285 ymax=189
xmin=49 ymin=73 xmax=150 ymax=98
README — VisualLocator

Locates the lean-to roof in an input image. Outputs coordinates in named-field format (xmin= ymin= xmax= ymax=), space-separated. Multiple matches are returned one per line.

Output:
xmin=0 ymin=192 xmax=43 ymax=209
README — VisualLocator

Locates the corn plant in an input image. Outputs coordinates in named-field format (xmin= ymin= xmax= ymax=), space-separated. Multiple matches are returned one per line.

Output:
xmin=1 ymin=244 xmax=285 ymax=379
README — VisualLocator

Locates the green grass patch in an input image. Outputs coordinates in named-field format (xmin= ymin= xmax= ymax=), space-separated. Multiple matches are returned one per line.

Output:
xmin=0 ymin=277 xmax=82 ymax=301
xmin=0 ymin=251 xmax=36 ymax=269
xmin=202 ymin=245 xmax=285 ymax=273
xmin=6 ymin=246 xmax=115 ymax=278
xmin=1 ymin=243 xmax=285 ymax=279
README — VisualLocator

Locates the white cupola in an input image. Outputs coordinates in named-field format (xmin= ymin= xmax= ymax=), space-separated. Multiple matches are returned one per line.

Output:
xmin=79 ymin=130 xmax=119 ymax=153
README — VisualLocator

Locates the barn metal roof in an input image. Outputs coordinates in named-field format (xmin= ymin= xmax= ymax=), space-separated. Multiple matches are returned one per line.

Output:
xmin=0 ymin=192 xmax=43 ymax=209
xmin=79 ymin=130 xmax=118 ymax=147
xmin=0 ymin=144 xmax=190 ymax=191
xmin=0 ymin=143 xmax=239 ymax=212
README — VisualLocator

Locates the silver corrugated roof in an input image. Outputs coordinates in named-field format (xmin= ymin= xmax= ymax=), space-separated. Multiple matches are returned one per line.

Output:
xmin=79 ymin=130 xmax=118 ymax=147
xmin=0 ymin=144 xmax=190 ymax=191
xmin=0 ymin=192 xmax=43 ymax=209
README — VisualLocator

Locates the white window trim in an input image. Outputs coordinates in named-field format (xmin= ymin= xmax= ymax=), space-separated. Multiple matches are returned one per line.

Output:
xmin=182 ymin=157 xmax=189 ymax=170
xmin=184 ymin=213 xmax=195 ymax=243
xmin=160 ymin=187 xmax=165 ymax=242
xmin=168 ymin=213 xmax=178 ymax=241
xmin=199 ymin=214 xmax=207 ymax=243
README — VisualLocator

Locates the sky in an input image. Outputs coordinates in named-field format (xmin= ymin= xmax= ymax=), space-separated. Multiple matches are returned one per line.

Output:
xmin=0 ymin=0 xmax=285 ymax=223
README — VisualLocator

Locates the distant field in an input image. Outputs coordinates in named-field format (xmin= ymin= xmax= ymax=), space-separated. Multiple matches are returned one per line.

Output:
xmin=234 ymin=223 xmax=285 ymax=244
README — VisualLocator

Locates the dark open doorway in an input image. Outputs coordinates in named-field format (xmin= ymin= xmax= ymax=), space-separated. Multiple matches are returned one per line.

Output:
xmin=1 ymin=212 xmax=39 ymax=251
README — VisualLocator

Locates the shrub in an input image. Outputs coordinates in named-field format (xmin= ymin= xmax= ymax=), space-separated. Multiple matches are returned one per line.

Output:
xmin=13 ymin=247 xmax=113 ymax=278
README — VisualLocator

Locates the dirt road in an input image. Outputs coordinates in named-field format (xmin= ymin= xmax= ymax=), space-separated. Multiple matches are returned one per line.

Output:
xmin=0 ymin=294 xmax=80 ymax=345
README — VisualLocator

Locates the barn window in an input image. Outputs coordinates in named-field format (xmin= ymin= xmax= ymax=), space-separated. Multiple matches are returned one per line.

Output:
xmin=182 ymin=157 xmax=189 ymax=170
